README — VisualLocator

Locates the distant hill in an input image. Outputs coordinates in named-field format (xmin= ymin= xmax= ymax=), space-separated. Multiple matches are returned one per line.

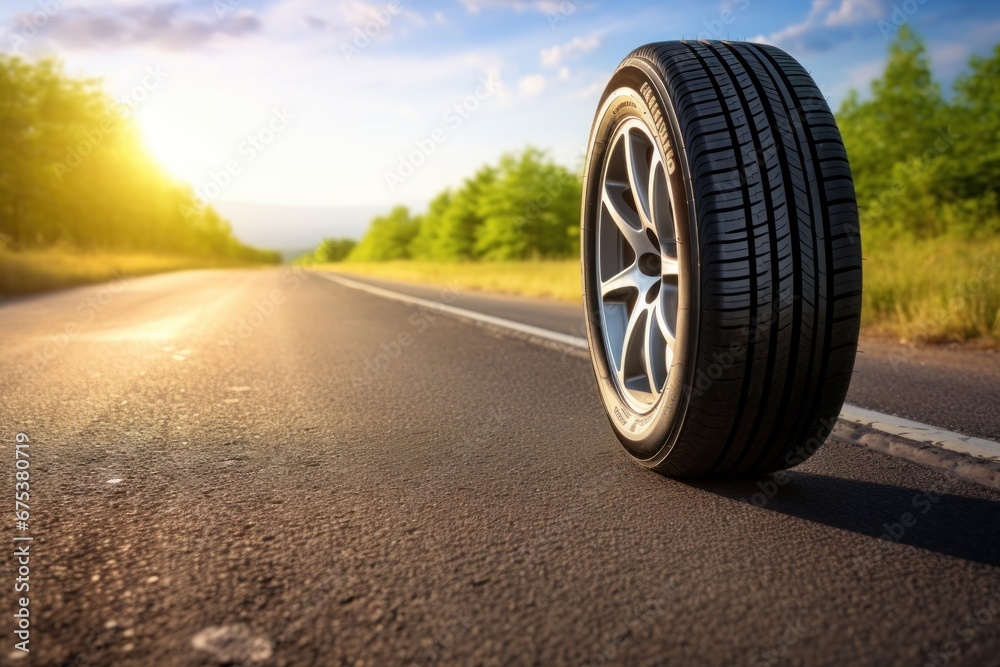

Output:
xmin=214 ymin=202 xmax=397 ymax=255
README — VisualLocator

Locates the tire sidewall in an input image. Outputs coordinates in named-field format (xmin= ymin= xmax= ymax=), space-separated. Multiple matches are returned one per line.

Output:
xmin=581 ymin=59 xmax=700 ymax=465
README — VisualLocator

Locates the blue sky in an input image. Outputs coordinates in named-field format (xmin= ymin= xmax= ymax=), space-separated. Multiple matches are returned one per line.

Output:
xmin=2 ymin=0 xmax=999 ymax=247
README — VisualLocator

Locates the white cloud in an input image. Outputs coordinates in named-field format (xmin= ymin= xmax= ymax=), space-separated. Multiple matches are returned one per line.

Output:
xmin=458 ymin=0 xmax=563 ymax=13
xmin=753 ymin=0 xmax=885 ymax=51
xmin=569 ymin=80 xmax=604 ymax=102
xmin=18 ymin=3 xmax=262 ymax=51
xmin=558 ymin=65 xmax=570 ymax=81
xmin=828 ymin=57 xmax=885 ymax=100
xmin=518 ymin=73 xmax=546 ymax=96
xmin=825 ymin=0 xmax=882 ymax=27
xmin=540 ymin=33 xmax=601 ymax=67
xmin=264 ymin=0 xmax=428 ymax=39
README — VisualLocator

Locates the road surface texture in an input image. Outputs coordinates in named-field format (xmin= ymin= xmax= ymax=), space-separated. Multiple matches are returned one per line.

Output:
xmin=343 ymin=274 xmax=1000 ymax=443
xmin=1 ymin=268 xmax=998 ymax=667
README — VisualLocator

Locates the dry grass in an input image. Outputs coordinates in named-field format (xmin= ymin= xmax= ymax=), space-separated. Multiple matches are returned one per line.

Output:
xmin=319 ymin=260 xmax=583 ymax=303
xmin=317 ymin=237 xmax=1000 ymax=348
xmin=861 ymin=236 xmax=1000 ymax=346
xmin=0 ymin=248 xmax=258 ymax=296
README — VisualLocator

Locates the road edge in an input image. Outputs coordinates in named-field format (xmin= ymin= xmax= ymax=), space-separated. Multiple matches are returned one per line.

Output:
xmin=829 ymin=420 xmax=1000 ymax=491
xmin=316 ymin=271 xmax=1000 ymax=490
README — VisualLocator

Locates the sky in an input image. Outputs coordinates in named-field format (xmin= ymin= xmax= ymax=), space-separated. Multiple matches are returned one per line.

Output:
xmin=2 ymin=0 xmax=999 ymax=249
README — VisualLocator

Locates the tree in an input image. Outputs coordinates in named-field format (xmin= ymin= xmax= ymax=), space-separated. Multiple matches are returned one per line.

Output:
xmin=438 ymin=165 xmax=497 ymax=260
xmin=948 ymin=44 xmax=1000 ymax=204
xmin=474 ymin=148 xmax=580 ymax=260
xmin=314 ymin=238 xmax=357 ymax=262
xmin=838 ymin=26 xmax=944 ymax=210
xmin=0 ymin=54 xmax=276 ymax=263
xmin=348 ymin=206 xmax=420 ymax=261
xmin=409 ymin=190 xmax=453 ymax=260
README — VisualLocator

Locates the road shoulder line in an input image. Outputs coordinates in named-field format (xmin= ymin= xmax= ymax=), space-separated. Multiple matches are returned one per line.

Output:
xmin=315 ymin=272 xmax=588 ymax=350
xmin=317 ymin=270 xmax=1000 ymax=487
xmin=830 ymin=420 xmax=1000 ymax=491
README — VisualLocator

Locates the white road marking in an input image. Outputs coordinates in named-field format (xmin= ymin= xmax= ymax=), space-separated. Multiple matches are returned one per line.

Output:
xmin=317 ymin=272 xmax=588 ymax=349
xmin=318 ymin=271 xmax=1000 ymax=463
xmin=838 ymin=404 xmax=1000 ymax=460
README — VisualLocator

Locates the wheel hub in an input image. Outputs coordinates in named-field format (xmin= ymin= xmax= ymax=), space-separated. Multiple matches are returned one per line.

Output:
xmin=596 ymin=118 xmax=680 ymax=414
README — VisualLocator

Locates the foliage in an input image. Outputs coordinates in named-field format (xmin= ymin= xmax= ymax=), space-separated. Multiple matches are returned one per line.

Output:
xmin=346 ymin=148 xmax=580 ymax=262
xmin=312 ymin=237 xmax=357 ymax=263
xmin=0 ymin=54 xmax=277 ymax=263
xmin=838 ymin=26 xmax=1000 ymax=239
xmin=473 ymin=148 xmax=581 ymax=260
xmin=348 ymin=206 xmax=420 ymax=261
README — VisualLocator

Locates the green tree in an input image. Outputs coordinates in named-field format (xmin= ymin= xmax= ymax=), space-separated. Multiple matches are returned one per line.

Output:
xmin=948 ymin=44 xmax=1000 ymax=204
xmin=474 ymin=148 xmax=580 ymax=260
xmin=314 ymin=238 xmax=358 ymax=263
xmin=0 ymin=54 xmax=276 ymax=263
xmin=438 ymin=165 xmax=497 ymax=260
xmin=838 ymin=26 xmax=944 ymax=208
xmin=409 ymin=190 xmax=453 ymax=260
xmin=349 ymin=206 xmax=419 ymax=261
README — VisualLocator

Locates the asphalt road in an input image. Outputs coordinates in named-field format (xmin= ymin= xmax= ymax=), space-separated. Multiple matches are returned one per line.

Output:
xmin=341 ymin=273 xmax=1000 ymax=443
xmin=1 ymin=267 xmax=999 ymax=667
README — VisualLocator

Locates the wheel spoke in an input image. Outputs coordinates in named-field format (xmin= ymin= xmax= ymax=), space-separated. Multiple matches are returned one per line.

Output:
xmin=661 ymin=255 xmax=679 ymax=278
xmin=601 ymin=262 xmax=642 ymax=298
xmin=643 ymin=303 xmax=667 ymax=397
xmin=617 ymin=302 xmax=646 ymax=386
xmin=654 ymin=289 xmax=677 ymax=349
xmin=602 ymin=185 xmax=658 ymax=257
xmin=649 ymin=154 xmax=675 ymax=243
xmin=625 ymin=130 xmax=652 ymax=228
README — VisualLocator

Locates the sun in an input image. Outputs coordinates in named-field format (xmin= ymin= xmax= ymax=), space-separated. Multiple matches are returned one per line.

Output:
xmin=134 ymin=110 xmax=214 ymax=185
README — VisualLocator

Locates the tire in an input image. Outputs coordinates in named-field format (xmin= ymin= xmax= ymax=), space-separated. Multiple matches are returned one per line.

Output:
xmin=580 ymin=40 xmax=862 ymax=477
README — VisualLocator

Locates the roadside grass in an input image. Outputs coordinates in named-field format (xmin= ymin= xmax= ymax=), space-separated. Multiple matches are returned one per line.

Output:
xmin=0 ymin=247 xmax=262 ymax=296
xmin=862 ymin=235 xmax=1000 ymax=347
xmin=320 ymin=260 xmax=583 ymax=303
xmin=316 ymin=236 xmax=1000 ymax=348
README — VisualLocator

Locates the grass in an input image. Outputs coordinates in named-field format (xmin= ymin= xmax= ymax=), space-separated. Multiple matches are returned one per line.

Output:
xmin=321 ymin=260 xmax=583 ymax=303
xmin=0 ymin=247 xmax=263 ymax=296
xmin=317 ymin=237 xmax=1000 ymax=348
xmin=862 ymin=235 xmax=1000 ymax=346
